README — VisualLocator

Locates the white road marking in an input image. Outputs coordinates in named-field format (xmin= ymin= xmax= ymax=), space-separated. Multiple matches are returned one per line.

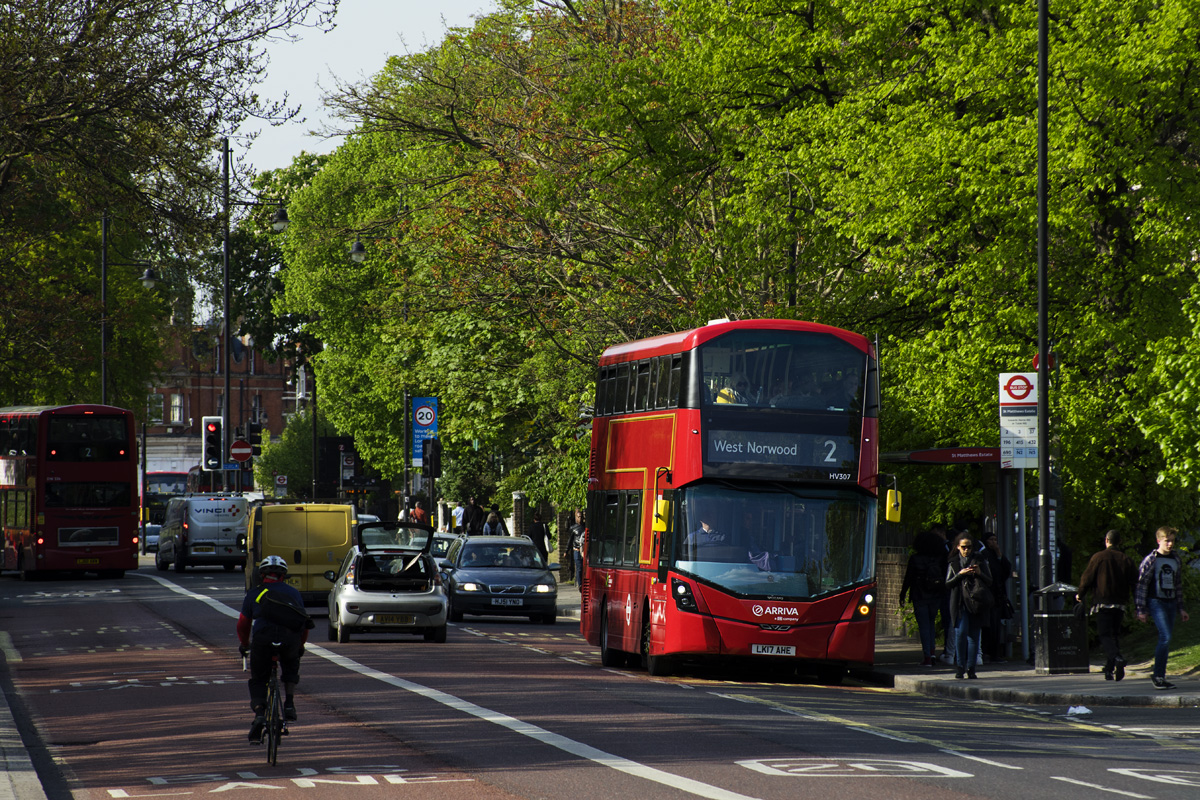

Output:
xmin=0 ymin=632 xmax=22 ymax=663
xmin=939 ymin=750 xmax=1023 ymax=770
xmin=1051 ymin=776 xmax=1154 ymax=797
xmin=739 ymin=758 xmax=971 ymax=778
xmin=136 ymin=574 xmax=760 ymax=800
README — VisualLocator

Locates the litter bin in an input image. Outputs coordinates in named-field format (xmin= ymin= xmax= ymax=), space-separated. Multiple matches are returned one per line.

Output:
xmin=1032 ymin=582 xmax=1089 ymax=675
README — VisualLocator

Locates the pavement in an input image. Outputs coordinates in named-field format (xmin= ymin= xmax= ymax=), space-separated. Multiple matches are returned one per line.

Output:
xmin=554 ymin=583 xmax=1200 ymax=707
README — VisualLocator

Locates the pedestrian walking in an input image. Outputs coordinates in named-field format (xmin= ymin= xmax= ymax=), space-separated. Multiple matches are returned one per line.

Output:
xmin=489 ymin=504 xmax=510 ymax=535
xmin=1076 ymin=529 xmax=1136 ymax=681
xmin=929 ymin=523 xmax=956 ymax=664
xmin=946 ymin=533 xmax=992 ymax=680
xmin=482 ymin=511 xmax=505 ymax=537
xmin=899 ymin=530 xmax=947 ymax=666
xmin=463 ymin=497 xmax=485 ymax=536
xmin=528 ymin=511 xmax=551 ymax=563
xmin=1135 ymin=526 xmax=1191 ymax=690
xmin=978 ymin=532 xmax=1012 ymax=663
xmin=568 ymin=509 xmax=585 ymax=585
xmin=452 ymin=501 xmax=465 ymax=534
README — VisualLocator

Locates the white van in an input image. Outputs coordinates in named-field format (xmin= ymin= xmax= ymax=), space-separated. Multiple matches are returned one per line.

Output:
xmin=156 ymin=495 xmax=249 ymax=572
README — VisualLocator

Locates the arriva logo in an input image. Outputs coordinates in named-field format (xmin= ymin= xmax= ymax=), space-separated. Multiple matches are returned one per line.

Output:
xmin=751 ymin=604 xmax=799 ymax=617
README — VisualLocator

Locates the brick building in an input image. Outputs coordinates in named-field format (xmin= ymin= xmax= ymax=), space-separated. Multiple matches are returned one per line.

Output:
xmin=141 ymin=327 xmax=312 ymax=489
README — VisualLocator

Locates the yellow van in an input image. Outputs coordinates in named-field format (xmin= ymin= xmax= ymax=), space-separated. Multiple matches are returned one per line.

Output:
xmin=244 ymin=504 xmax=357 ymax=603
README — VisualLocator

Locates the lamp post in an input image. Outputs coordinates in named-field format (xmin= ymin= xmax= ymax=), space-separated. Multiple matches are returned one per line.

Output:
xmin=99 ymin=214 xmax=156 ymax=406
xmin=219 ymin=137 xmax=289 ymax=490
xmin=1036 ymin=0 xmax=1052 ymax=589
xmin=345 ymin=235 xmax=411 ymax=500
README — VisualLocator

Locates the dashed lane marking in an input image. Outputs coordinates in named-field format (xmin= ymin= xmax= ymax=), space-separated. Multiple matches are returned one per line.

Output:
xmin=135 ymin=573 xmax=761 ymax=800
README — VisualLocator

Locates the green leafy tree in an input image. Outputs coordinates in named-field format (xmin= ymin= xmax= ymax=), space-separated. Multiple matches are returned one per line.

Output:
xmin=253 ymin=408 xmax=341 ymax=500
xmin=1 ymin=0 xmax=336 ymax=410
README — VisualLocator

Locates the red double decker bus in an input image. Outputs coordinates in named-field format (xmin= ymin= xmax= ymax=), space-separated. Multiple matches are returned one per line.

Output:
xmin=581 ymin=319 xmax=887 ymax=680
xmin=0 ymin=405 xmax=140 ymax=578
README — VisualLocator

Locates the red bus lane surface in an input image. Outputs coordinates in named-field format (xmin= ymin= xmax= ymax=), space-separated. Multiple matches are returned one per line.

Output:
xmin=12 ymin=569 xmax=1199 ymax=800
xmin=0 ymin=570 xmax=904 ymax=800
xmin=0 ymin=572 xmax=783 ymax=800
xmin=0 ymin=576 xmax=489 ymax=800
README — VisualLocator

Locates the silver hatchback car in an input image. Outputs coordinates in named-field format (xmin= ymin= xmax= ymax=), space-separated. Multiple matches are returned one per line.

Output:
xmin=324 ymin=522 xmax=448 ymax=643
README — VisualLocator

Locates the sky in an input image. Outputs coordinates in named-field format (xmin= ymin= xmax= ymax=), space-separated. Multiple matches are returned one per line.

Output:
xmin=240 ymin=0 xmax=498 ymax=173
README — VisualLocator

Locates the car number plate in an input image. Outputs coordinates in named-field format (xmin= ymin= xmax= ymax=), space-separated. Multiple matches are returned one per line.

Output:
xmin=76 ymin=558 xmax=100 ymax=566
xmin=491 ymin=598 xmax=523 ymax=607
xmin=752 ymin=644 xmax=795 ymax=656
xmin=375 ymin=614 xmax=415 ymax=625
xmin=191 ymin=545 xmax=215 ymax=553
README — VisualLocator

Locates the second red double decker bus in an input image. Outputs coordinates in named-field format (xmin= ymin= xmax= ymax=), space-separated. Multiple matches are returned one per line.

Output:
xmin=580 ymin=318 xmax=886 ymax=680
xmin=0 ymin=405 xmax=140 ymax=578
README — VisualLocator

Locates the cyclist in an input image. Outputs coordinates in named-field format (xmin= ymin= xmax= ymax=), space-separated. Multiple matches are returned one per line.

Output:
xmin=237 ymin=556 xmax=312 ymax=742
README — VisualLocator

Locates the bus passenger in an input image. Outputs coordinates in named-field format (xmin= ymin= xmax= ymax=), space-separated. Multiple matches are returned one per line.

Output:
xmin=716 ymin=374 xmax=751 ymax=404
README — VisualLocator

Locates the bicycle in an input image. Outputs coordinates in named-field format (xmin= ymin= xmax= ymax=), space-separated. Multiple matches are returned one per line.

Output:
xmin=242 ymin=650 xmax=288 ymax=764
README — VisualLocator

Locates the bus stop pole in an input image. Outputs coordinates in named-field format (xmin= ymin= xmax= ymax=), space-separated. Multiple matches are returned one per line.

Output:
xmin=1017 ymin=469 xmax=1029 ymax=663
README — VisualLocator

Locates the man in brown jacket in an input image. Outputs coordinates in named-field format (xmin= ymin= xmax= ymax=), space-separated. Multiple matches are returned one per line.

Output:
xmin=1076 ymin=529 xmax=1136 ymax=681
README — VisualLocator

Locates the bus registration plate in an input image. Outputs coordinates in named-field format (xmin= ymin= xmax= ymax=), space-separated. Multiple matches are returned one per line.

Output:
xmin=492 ymin=598 xmax=523 ymax=607
xmin=752 ymin=644 xmax=795 ymax=656
xmin=76 ymin=558 xmax=100 ymax=566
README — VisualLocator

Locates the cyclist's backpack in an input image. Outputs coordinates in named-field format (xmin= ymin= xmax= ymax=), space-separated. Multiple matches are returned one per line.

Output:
xmin=255 ymin=586 xmax=315 ymax=632
xmin=916 ymin=554 xmax=946 ymax=595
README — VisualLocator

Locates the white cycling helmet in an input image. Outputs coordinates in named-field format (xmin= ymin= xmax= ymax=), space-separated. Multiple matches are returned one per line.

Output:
xmin=258 ymin=555 xmax=288 ymax=574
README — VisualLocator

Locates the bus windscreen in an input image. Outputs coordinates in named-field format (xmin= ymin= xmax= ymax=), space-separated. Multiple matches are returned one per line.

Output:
xmin=46 ymin=416 xmax=132 ymax=462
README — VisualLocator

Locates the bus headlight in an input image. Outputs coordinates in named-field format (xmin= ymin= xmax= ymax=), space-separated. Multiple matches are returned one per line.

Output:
xmin=671 ymin=578 xmax=698 ymax=612
xmin=853 ymin=591 xmax=875 ymax=620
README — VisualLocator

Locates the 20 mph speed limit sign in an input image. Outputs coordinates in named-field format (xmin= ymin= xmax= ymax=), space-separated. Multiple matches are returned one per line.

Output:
xmin=412 ymin=396 xmax=438 ymax=466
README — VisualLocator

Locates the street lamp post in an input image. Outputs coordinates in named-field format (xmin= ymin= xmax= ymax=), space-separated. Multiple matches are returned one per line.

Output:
xmin=219 ymin=137 xmax=288 ymax=490
xmin=99 ymin=214 xmax=156 ymax=406
xmin=101 ymin=216 xmax=109 ymax=405
xmin=346 ymin=234 xmax=411 ymax=499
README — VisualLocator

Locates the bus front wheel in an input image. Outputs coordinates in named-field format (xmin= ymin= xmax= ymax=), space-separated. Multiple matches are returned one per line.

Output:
xmin=599 ymin=606 xmax=627 ymax=668
xmin=640 ymin=612 xmax=673 ymax=677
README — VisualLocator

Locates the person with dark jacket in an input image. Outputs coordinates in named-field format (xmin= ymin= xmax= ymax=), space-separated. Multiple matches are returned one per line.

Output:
xmin=237 ymin=556 xmax=313 ymax=742
xmin=945 ymin=533 xmax=992 ymax=680
xmin=528 ymin=511 xmax=551 ymax=562
xmin=567 ymin=509 xmax=586 ymax=584
xmin=979 ymin=532 xmax=1013 ymax=663
xmin=899 ymin=530 xmax=947 ymax=667
xmin=1076 ymin=529 xmax=1136 ymax=681
xmin=462 ymin=497 xmax=485 ymax=536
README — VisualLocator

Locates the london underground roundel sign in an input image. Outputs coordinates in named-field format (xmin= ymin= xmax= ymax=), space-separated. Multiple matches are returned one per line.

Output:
xmin=1002 ymin=374 xmax=1035 ymax=402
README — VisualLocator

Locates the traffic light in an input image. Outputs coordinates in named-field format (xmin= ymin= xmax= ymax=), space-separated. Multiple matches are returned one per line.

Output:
xmin=422 ymin=437 xmax=442 ymax=479
xmin=248 ymin=422 xmax=263 ymax=457
xmin=201 ymin=416 xmax=223 ymax=471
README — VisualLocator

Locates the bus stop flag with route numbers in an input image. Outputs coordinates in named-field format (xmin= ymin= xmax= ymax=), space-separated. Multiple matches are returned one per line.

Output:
xmin=1000 ymin=373 xmax=1038 ymax=470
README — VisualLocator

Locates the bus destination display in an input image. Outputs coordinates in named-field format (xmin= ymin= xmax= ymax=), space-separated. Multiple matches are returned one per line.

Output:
xmin=706 ymin=430 xmax=857 ymax=475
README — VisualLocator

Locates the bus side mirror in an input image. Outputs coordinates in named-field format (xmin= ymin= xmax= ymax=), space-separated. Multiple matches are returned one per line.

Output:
xmin=654 ymin=496 xmax=672 ymax=582
xmin=653 ymin=497 xmax=672 ymax=533
xmin=885 ymin=489 xmax=902 ymax=523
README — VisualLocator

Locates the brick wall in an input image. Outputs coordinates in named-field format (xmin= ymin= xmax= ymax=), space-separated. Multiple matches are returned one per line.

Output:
xmin=876 ymin=546 xmax=912 ymax=638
